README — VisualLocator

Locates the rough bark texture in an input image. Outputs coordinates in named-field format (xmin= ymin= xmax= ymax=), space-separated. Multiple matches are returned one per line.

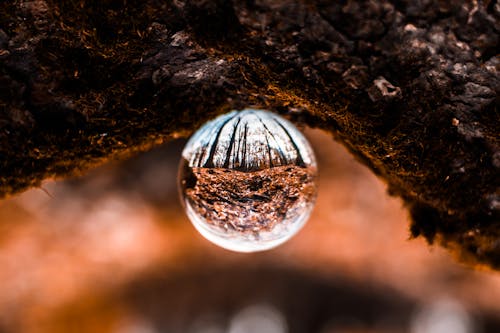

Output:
xmin=0 ymin=0 xmax=498 ymax=268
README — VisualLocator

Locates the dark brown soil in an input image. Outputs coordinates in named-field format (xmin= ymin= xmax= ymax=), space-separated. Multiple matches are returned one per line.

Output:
xmin=183 ymin=165 xmax=317 ymax=234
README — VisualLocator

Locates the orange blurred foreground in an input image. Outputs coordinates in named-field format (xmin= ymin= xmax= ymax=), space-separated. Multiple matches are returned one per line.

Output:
xmin=0 ymin=129 xmax=499 ymax=333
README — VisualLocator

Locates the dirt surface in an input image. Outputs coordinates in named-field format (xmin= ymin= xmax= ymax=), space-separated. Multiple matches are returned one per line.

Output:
xmin=0 ymin=1 xmax=498 ymax=267
xmin=182 ymin=165 xmax=317 ymax=234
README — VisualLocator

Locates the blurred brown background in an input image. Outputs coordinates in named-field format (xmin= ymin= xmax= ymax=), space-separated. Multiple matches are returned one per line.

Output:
xmin=1 ymin=129 xmax=499 ymax=333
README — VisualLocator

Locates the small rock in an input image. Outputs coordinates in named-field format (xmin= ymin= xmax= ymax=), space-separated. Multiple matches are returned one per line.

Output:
xmin=367 ymin=76 xmax=402 ymax=102
xmin=170 ymin=31 xmax=192 ymax=47
xmin=404 ymin=24 xmax=418 ymax=33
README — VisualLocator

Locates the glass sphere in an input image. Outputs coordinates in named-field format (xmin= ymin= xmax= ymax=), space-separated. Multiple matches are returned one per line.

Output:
xmin=178 ymin=109 xmax=318 ymax=252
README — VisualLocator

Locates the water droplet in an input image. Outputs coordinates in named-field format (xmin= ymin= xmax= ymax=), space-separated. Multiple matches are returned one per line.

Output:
xmin=178 ymin=109 xmax=318 ymax=252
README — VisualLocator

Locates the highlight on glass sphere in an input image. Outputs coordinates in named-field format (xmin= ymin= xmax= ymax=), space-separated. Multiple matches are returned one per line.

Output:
xmin=178 ymin=108 xmax=318 ymax=252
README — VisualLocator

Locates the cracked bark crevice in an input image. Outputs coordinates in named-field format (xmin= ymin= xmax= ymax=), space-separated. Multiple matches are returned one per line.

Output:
xmin=0 ymin=0 xmax=498 ymax=269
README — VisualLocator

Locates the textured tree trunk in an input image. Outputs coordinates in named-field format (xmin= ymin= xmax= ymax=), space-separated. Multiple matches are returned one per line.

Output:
xmin=0 ymin=0 xmax=498 ymax=268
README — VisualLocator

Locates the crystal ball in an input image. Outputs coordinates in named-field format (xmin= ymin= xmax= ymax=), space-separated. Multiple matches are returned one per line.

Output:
xmin=178 ymin=109 xmax=318 ymax=252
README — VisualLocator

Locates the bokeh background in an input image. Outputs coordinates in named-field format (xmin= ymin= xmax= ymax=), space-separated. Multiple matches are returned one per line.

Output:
xmin=0 ymin=128 xmax=499 ymax=333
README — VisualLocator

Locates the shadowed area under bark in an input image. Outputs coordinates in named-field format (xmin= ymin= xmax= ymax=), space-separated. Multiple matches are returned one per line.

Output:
xmin=0 ymin=1 xmax=498 ymax=268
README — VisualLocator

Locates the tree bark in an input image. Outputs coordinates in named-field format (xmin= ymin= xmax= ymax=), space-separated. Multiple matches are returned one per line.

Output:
xmin=0 ymin=0 xmax=498 ymax=268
